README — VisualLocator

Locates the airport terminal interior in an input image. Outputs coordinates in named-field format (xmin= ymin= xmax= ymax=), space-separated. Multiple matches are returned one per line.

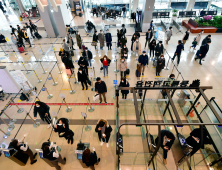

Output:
xmin=0 ymin=0 xmax=222 ymax=170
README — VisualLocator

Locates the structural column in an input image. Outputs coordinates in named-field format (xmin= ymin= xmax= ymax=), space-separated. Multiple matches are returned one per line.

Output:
xmin=207 ymin=0 xmax=213 ymax=10
xmin=140 ymin=0 xmax=155 ymax=32
xmin=186 ymin=0 xmax=196 ymax=11
xmin=132 ymin=0 xmax=139 ymax=13
xmin=15 ymin=0 xmax=25 ymax=13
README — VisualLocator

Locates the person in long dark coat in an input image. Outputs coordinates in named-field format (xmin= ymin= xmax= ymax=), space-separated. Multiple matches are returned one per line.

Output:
xmin=149 ymin=39 xmax=156 ymax=58
xmin=117 ymin=29 xmax=122 ymax=48
xmin=131 ymin=34 xmax=137 ymax=51
xmin=156 ymin=54 xmax=165 ymax=76
xmin=76 ymin=31 xmax=82 ymax=49
xmin=98 ymin=30 xmax=105 ymax=50
xmin=0 ymin=33 xmax=6 ymax=43
xmin=33 ymin=101 xmax=52 ymax=128
xmin=120 ymin=35 xmax=127 ymax=48
xmin=77 ymin=67 xmax=88 ymax=90
xmin=82 ymin=148 xmax=100 ymax=169
xmin=195 ymin=40 xmax=211 ymax=65
xmin=78 ymin=56 xmax=89 ymax=75
xmin=105 ymin=29 xmax=112 ymax=50
xmin=155 ymin=41 xmax=164 ymax=59
xmin=119 ymin=77 xmax=129 ymax=99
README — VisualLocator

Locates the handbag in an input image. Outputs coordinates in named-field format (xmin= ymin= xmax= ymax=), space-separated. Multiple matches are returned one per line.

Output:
xmin=91 ymin=41 xmax=97 ymax=46
xmin=93 ymin=93 xmax=100 ymax=102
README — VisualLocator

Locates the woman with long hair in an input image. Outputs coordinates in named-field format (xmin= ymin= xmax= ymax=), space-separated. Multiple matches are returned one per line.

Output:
xmin=82 ymin=148 xmax=100 ymax=170
xmin=100 ymin=55 xmax=111 ymax=77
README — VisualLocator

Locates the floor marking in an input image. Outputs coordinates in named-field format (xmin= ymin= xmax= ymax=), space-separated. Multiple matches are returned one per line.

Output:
xmin=11 ymin=103 xmax=114 ymax=106
xmin=55 ymin=75 xmax=59 ymax=81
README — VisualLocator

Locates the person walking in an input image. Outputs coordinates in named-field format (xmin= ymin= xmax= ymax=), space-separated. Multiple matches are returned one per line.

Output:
xmin=119 ymin=77 xmax=129 ymax=99
xmin=82 ymin=47 xmax=93 ymax=67
xmin=166 ymin=26 xmax=172 ymax=45
xmin=17 ymin=34 xmax=25 ymax=48
xmin=145 ymin=29 xmax=153 ymax=48
xmin=155 ymin=41 xmax=164 ymax=60
xmin=122 ymin=5 xmax=126 ymax=18
xmin=195 ymin=30 xmax=204 ymax=46
xmin=95 ymin=77 xmax=107 ymax=104
xmin=43 ymin=143 xmax=66 ymax=170
xmin=105 ymin=29 xmax=112 ymax=50
xmin=120 ymin=34 xmax=127 ymax=48
xmin=190 ymin=38 xmax=197 ymax=50
xmin=33 ymin=101 xmax=52 ymax=128
xmin=53 ymin=118 xmax=74 ymax=144
xmin=118 ymin=58 xmax=127 ymax=78
xmin=149 ymin=39 xmax=156 ymax=59
xmin=138 ymin=51 xmax=149 ymax=76
xmin=166 ymin=74 xmax=175 ymax=86
xmin=156 ymin=54 xmax=165 ymax=76
xmin=134 ymin=31 xmax=140 ymax=39
xmin=133 ymin=38 xmax=141 ymax=58
xmin=172 ymin=40 xmax=184 ymax=66
xmin=10 ymin=25 xmax=17 ymax=38
xmin=150 ymin=20 xmax=153 ymax=30
xmin=155 ymin=130 xmax=175 ymax=165
xmin=76 ymin=31 xmax=82 ymax=49
xmin=62 ymin=39 xmax=69 ymax=52
xmin=182 ymin=29 xmax=190 ymax=47
xmin=68 ymin=36 xmax=74 ymax=50
xmin=195 ymin=40 xmax=211 ymax=65
xmin=25 ymin=23 xmax=34 ymax=38
xmin=131 ymin=34 xmax=137 ymax=51
xmin=92 ymin=31 xmax=98 ymax=50
xmin=22 ymin=29 xmax=32 ymax=47
xmin=95 ymin=119 xmax=112 ymax=147
xmin=78 ymin=67 xmax=88 ymax=90
xmin=100 ymin=55 xmax=111 ymax=77
xmin=11 ymin=33 xmax=17 ymax=45
xmin=11 ymin=134 xmax=37 ymax=165
xmin=201 ymin=34 xmax=211 ymax=46
xmin=78 ymin=56 xmax=89 ymax=75
xmin=61 ymin=50 xmax=74 ymax=75
xmin=98 ymin=30 xmax=105 ymax=50
xmin=82 ymin=148 xmax=100 ymax=170
xmin=117 ymin=29 xmax=122 ymax=48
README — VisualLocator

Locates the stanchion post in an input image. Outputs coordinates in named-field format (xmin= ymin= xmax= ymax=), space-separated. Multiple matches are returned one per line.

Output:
xmin=0 ymin=117 xmax=15 ymax=131
xmin=22 ymin=62 xmax=30 ymax=74
xmin=114 ymin=56 xmax=119 ymax=73
xmin=34 ymin=70 xmax=42 ymax=83
xmin=93 ymin=67 xmax=96 ymax=81
xmin=68 ymin=76 xmax=75 ymax=94
xmin=40 ymin=45 xmax=45 ymax=55
xmin=171 ymin=65 xmax=175 ymax=74
xmin=73 ymin=71 xmax=79 ymax=84
xmin=0 ymin=128 xmax=10 ymax=138
xmin=56 ymin=62 xmax=63 ymax=74
xmin=54 ymin=50 xmax=60 ymax=63
xmin=12 ymin=100 xmax=24 ymax=113
xmin=0 ymin=45 xmax=8 ymax=56
xmin=43 ymin=85 xmax=53 ymax=99
xmin=164 ymin=56 xmax=170 ymax=70
xmin=2 ymin=111 xmax=17 ymax=124
xmin=84 ymin=117 xmax=92 ymax=131
xmin=21 ymin=88 xmax=32 ymax=101
xmin=88 ymin=97 xmax=94 ymax=112
xmin=27 ymin=113 xmax=40 ymax=128
xmin=176 ymin=72 xmax=181 ymax=80
xmin=31 ymin=50 xmax=38 ymax=60
xmin=40 ymin=61 xmax=47 ymax=74
xmin=50 ymin=72 xmax=58 ymax=86
xmin=63 ymin=98 xmax=72 ymax=112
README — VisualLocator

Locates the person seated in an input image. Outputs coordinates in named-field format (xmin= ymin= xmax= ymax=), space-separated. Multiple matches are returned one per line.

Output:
xmin=155 ymin=130 xmax=175 ymax=165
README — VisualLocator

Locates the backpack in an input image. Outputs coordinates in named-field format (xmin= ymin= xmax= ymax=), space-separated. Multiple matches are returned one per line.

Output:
xmin=68 ymin=27 xmax=73 ymax=33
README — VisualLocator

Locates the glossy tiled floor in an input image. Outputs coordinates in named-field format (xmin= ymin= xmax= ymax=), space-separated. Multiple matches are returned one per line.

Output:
xmin=0 ymin=6 xmax=222 ymax=170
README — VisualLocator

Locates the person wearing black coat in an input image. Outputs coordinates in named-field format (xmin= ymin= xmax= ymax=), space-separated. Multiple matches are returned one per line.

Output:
xmin=121 ymin=45 xmax=128 ymax=56
xmin=155 ymin=130 xmax=175 ymax=165
xmin=155 ymin=41 xmax=164 ymax=59
xmin=53 ymin=118 xmax=74 ymax=144
xmin=61 ymin=50 xmax=74 ymax=75
xmin=186 ymin=128 xmax=211 ymax=157
xmin=145 ymin=29 xmax=153 ymax=48
xmin=117 ymin=29 xmax=122 ymax=48
xmin=95 ymin=119 xmax=112 ymax=147
xmin=17 ymin=34 xmax=25 ymax=48
xmin=156 ymin=54 xmax=165 ymax=76
xmin=77 ymin=68 xmax=88 ymax=90
xmin=82 ymin=148 xmax=100 ymax=169
xmin=131 ymin=34 xmax=137 ymax=51
xmin=78 ymin=56 xmax=89 ymax=75
xmin=149 ymin=39 xmax=156 ymax=58
xmin=10 ymin=25 xmax=17 ymax=38
xmin=105 ymin=29 xmax=112 ymax=50
xmin=82 ymin=47 xmax=93 ymax=67
xmin=201 ymin=35 xmax=211 ymax=46
xmin=195 ymin=40 xmax=211 ymax=65
xmin=0 ymin=33 xmax=6 ymax=43
xmin=92 ymin=31 xmax=98 ymax=50
xmin=33 ymin=101 xmax=52 ymax=128
xmin=95 ymin=77 xmax=107 ymax=103
xmin=172 ymin=40 xmax=184 ymax=65
xmin=119 ymin=78 xmax=129 ymax=99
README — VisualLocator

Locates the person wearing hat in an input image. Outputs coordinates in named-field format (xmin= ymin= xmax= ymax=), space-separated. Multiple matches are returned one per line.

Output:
xmin=95 ymin=119 xmax=112 ymax=147
xmin=195 ymin=40 xmax=211 ymax=65
xmin=172 ymin=40 xmax=184 ymax=66
xmin=138 ymin=51 xmax=149 ymax=76
xmin=133 ymin=38 xmax=141 ymax=58
xmin=155 ymin=41 xmax=164 ymax=59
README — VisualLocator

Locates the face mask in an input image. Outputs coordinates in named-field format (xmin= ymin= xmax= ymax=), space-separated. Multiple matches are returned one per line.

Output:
xmin=161 ymin=57 xmax=164 ymax=59
xmin=107 ymin=31 xmax=109 ymax=33
xmin=136 ymin=40 xmax=139 ymax=42
xmin=122 ymin=60 xmax=124 ymax=63
xmin=143 ymin=54 xmax=145 ymax=56
xmin=124 ymin=47 xmax=126 ymax=48
xmin=122 ymin=81 xmax=124 ymax=83
xmin=85 ymin=50 xmax=88 ymax=52
xmin=36 ymin=105 xmax=40 ymax=108
xmin=79 ymin=71 xmax=82 ymax=73
xmin=104 ymin=58 xmax=106 ymax=60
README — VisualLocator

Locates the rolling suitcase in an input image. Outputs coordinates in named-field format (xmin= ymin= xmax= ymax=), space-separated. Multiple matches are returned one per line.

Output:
xmin=153 ymin=58 xmax=157 ymax=67
xmin=82 ymin=44 xmax=85 ymax=51
xmin=126 ymin=69 xmax=130 ymax=75
xmin=87 ymin=77 xmax=91 ymax=86
xmin=102 ymin=14 xmax=105 ymax=20
xmin=34 ymin=32 xmax=42 ymax=39
xmin=70 ymin=50 xmax=74 ymax=57
xmin=18 ymin=46 xmax=25 ymax=53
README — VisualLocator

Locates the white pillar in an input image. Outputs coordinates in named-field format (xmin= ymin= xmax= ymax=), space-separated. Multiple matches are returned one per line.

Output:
xmin=186 ymin=0 xmax=196 ymax=11
xmin=132 ymin=0 xmax=139 ymax=13
xmin=15 ymin=0 xmax=25 ymax=13
xmin=141 ymin=0 xmax=155 ymax=32
xmin=207 ymin=0 xmax=213 ymax=10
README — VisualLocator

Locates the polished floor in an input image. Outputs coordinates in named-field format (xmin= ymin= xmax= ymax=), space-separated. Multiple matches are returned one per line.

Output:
xmin=0 ymin=5 xmax=222 ymax=170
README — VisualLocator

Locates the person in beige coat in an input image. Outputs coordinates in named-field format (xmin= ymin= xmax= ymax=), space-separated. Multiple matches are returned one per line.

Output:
xmin=118 ymin=58 xmax=127 ymax=78
xmin=133 ymin=38 xmax=141 ymax=58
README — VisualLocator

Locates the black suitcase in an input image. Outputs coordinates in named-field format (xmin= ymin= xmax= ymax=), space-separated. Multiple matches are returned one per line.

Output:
xmin=79 ymin=13 xmax=82 ymax=17
xmin=102 ymin=14 xmax=105 ymax=20
xmin=126 ymin=69 xmax=130 ymax=75
xmin=34 ymin=32 xmax=42 ymax=39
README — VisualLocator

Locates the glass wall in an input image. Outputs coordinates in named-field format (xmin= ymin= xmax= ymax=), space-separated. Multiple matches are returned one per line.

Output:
xmin=21 ymin=0 xmax=36 ymax=11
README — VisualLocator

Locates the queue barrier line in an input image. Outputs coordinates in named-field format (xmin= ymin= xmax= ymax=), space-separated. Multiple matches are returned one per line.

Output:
xmin=10 ymin=103 xmax=114 ymax=106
